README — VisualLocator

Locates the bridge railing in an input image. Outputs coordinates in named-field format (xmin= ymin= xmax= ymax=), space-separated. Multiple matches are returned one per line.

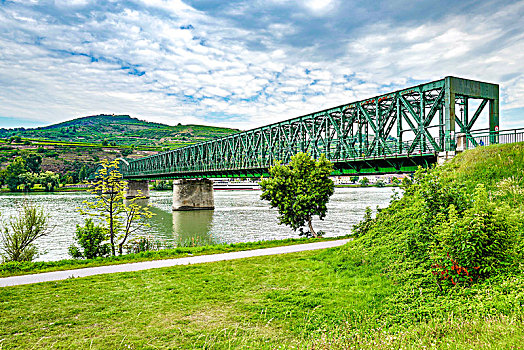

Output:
xmin=464 ymin=128 xmax=524 ymax=149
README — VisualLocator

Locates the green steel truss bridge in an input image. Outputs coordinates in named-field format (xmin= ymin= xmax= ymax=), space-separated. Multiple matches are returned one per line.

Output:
xmin=122 ymin=76 xmax=500 ymax=180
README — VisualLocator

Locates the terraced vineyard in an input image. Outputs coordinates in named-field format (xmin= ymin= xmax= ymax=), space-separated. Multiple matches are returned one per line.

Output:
xmin=0 ymin=114 xmax=239 ymax=148
xmin=0 ymin=114 xmax=240 ymax=180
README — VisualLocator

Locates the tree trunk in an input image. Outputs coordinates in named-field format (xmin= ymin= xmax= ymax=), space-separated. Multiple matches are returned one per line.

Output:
xmin=109 ymin=202 xmax=115 ymax=256
xmin=307 ymin=216 xmax=317 ymax=238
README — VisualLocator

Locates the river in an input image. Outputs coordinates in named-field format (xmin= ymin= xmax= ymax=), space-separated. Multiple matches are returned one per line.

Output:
xmin=0 ymin=187 xmax=397 ymax=262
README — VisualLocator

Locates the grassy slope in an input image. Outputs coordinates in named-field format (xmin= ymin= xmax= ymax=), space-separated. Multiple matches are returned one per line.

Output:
xmin=1 ymin=143 xmax=523 ymax=349
xmin=0 ymin=114 xmax=239 ymax=148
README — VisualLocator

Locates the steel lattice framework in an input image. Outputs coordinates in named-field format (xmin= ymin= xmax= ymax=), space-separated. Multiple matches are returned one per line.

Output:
xmin=122 ymin=76 xmax=499 ymax=179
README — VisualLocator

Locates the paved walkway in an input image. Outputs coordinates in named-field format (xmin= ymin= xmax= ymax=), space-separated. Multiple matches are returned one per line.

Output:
xmin=0 ymin=239 xmax=350 ymax=287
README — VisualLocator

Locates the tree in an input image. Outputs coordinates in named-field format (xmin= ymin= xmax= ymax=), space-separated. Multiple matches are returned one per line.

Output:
xmin=260 ymin=153 xmax=334 ymax=238
xmin=23 ymin=153 xmax=42 ymax=173
xmin=0 ymin=203 xmax=51 ymax=262
xmin=38 ymin=171 xmax=59 ymax=192
xmin=3 ymin=157 xmax=27 ymax=191
xmin=80 ymin=159 xmax=154 ymax=255
xmin=78 ymin=165 xmax=88 ymax=181
xmin=359 ymin=177 xmax=370 ymax=187
xmin=68 ymin=219 xmax=110 ymax=259
xmin=18 ymin=172 xmax=37 ymax=192
xmin=121 ymin=148 xmax=133 ymax=157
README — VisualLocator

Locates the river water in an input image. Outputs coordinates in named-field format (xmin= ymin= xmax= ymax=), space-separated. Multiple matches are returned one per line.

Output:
xmin=0 ymin=187 xmax=397 ymax=262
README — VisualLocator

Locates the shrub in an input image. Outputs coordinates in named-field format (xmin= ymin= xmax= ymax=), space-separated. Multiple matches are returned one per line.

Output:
xmin=352 ymin=206 xmax=374 ymax=237
xmin=359 ymin=177 xmax=369 ymax=187
xmin=125 ymin=235 xmax=164 ymax=254
xmin=0 ymin=203 xmax=51 ymax=262
xmin=430 ymin=184 xmax=519 ymax=287
xmin=352 ymin=161 xmax=523 ymax=292
xmin=69 ymin=219 xmax=110 ymax=259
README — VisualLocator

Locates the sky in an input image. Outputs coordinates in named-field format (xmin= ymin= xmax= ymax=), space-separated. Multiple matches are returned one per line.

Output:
xmin=0 ymin=0 xmax=523 ymax=130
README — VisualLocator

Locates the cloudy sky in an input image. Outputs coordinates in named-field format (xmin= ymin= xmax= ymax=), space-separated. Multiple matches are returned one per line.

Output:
xmin=0 ymin=0 xmax=523 ymax=130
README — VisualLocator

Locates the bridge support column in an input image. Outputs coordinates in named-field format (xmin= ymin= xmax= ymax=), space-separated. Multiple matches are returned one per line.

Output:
xmin=172 ymin=179 xmax=214 ymax=211
xmin=438 ymin=133 xmax=466 ymax=165
xmin=125 ymin=180 xmax=150 ymax=199
xmin=437 ymin=151 xmax=455 ymax=166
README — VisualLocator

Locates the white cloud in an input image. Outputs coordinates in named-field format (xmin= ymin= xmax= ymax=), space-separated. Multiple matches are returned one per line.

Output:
xmin=0 ymin=1 xmax=522 ymax=131
xmin=302 ymin=0 xmax=338 ymax=16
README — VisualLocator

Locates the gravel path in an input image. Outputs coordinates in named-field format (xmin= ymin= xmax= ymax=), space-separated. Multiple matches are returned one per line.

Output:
xmin=0 ymin=239 xmax=350 ymax=287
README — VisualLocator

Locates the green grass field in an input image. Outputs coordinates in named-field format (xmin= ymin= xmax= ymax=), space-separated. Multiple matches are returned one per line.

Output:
xmin=1 ymin=247 xmax=523 ymax=349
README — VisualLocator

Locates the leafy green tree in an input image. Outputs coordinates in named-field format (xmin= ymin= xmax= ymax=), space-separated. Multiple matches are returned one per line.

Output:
xmin=80 ymin=159 xmax=154 ymax=255
xmin=68 ymin=219 xmax=111 ymax=259
xmin=260 ymin=153 xmax=334 ymax=237
xmin=3 ymin=157 xmax=27 ymax=191
xmin=121 ymin=148 xmax=133 ymax=157
xmin=78 ymin=166 xmax=88 ymax=182
xmin=8 ymin=136 xmax=21 ymax=144
xmin=38 ymin=171 xmax=59 ymax=192
xmin=152 ymin=179 xmax=173 ymax=190
xmin=0 ymin=203 xmax=51 ymax=262
xmin=18 ymin=172 xmax=37 ymax=192
xmin=23 ymin=153 xmax=42 ymax=173
xmin=359 ymin=177 xmax=370 ymax=187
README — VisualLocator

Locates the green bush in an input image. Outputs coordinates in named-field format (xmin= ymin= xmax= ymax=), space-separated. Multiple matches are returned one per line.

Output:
xmin=430 ymin=184 xmax=519 ymax=287
xmin=0 ymin=203 xmax=51 ymax=262
xmin=352 ymin=206 xmax=373 ymax=238
xmin=125 ymin=235 xmax=164 ymax=254
xmin=352 ymin=148 xmax=524 ymax=292
xmin=69 ymin=219 xmax=110 ymax=259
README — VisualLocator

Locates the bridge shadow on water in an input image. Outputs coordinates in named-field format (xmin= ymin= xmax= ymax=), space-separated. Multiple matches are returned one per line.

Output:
xmin=141 ymin=201 xmax=216 ymax=247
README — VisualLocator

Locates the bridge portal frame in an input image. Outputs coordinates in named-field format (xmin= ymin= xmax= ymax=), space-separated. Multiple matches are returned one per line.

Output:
xmin=123 ymin=76 xmax=499 ymax=179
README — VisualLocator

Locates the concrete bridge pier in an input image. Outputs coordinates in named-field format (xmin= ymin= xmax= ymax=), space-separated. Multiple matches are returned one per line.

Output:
xmin=438 ymin=133 xmax=466 ymax=165
xmin=172 ymin=179 xmax=215 ymax=211
xmin=125 ymin=180 xmax=150 ymax=199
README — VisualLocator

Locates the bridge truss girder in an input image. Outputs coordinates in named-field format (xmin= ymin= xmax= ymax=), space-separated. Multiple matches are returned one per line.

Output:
xmin=123 ymin=77 xmax=499 ymax=179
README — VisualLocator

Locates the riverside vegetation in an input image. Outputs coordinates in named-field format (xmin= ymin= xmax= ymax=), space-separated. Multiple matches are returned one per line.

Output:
xmin=0 ymin=114 xmax=238 ymax=188
xmin=0 ymin=142 xmax=523 ymax=349
xmin=261 ymin=153 xmax=334 ymax=238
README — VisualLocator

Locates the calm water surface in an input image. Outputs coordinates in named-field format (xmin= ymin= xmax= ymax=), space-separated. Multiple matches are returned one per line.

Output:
xmin=0 ymin=187 xmax=397 ymax=261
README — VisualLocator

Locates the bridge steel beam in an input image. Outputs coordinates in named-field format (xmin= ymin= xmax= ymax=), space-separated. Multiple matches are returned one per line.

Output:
xmin=122 ymin=77 xmax=499 ymax=180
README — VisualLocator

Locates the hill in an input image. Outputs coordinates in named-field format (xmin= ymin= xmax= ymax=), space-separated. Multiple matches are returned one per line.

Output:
xmin=0 ymin=114 xmax=240 ymax=148
xmin=0 ymin=114 xmax=241 ymax=181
